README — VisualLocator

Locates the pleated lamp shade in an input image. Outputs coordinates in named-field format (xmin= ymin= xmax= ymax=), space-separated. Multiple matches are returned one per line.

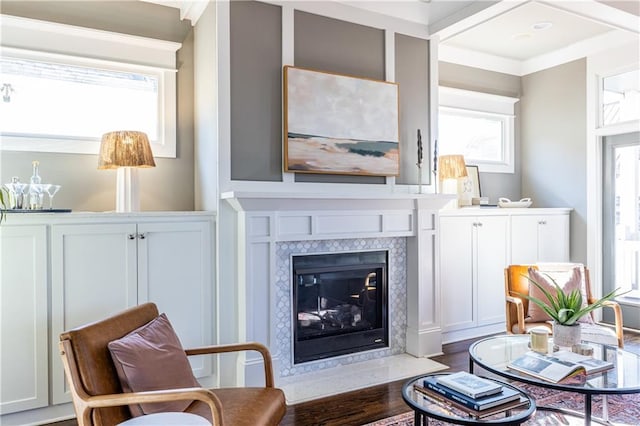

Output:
xmin=438 ymin=155 xmax=467 ymax=181
xmin=98 ymin=131 xmax=156 ymax=169
xmin=97 ymin=131 xmax=155 ymax=212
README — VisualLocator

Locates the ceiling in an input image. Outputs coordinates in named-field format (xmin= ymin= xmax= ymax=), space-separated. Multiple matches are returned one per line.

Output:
xmin=435 ymin=0 xmax=640 ymax=75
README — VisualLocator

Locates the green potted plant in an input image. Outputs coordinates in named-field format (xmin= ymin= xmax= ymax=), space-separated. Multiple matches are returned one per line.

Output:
xmin=519 ymin=272 xmax=626 ymax=347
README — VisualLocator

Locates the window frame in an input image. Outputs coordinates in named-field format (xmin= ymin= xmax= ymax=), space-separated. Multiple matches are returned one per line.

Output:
xmin=0 ymin=14 xmax=180 ymax=158
xmin=438 ymin=86 xmax=518 ymax=173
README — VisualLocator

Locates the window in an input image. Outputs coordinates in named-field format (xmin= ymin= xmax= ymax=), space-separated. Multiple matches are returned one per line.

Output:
xmin=0 ymin=15 xmax=180 ymax=157
xmin=601 ymin=68 xmax=640 ymax=127
xmin=438 ymin=86 xmax=518 ymax=173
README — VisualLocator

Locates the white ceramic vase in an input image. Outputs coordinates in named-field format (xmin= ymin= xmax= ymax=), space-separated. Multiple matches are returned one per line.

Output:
xmin=553 ymin=322 xmax=581 ymax=347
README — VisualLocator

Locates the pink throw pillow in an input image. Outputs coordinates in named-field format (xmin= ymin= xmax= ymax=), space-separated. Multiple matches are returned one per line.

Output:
xmin=527 ymin=266 xmax=593 ymax=324
xmin=108 ymin=313 xmax=200 ymax=416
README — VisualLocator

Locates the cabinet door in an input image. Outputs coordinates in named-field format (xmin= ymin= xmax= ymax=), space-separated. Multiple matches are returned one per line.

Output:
xmin=510 ymin=215 xmax=539 ymax=264
xmin=511 ymin=215 xmax=570 ymax=263
xmin=475 ymin=216 xmax=509 ymax=326
xmin=440 ymin=216 xmax=474 ymax=331
xmin=50 ymin=223 xmax=138 ymax=404
xmin=137 ymin=221 xmax=213 ymax=379
xmin=0 ymin=225 xmax=48 ymax=414
xmin=537 ymin=215 xmax=569 ymax=262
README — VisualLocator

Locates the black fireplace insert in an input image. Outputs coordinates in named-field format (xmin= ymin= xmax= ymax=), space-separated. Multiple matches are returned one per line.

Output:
xmin=292 ymin=250 xmax=388 ymax=364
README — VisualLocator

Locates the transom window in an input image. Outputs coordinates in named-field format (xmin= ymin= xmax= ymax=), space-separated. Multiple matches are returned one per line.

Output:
xmin=438 ymin=86 xmax=518 ymax=173
xmin=1 ymin=55 xmax=159 ymax=142
xmin=601 ymin=68 xmax=640 ymax=127
xmin=0 ymin=15 xmax=180 ymax=157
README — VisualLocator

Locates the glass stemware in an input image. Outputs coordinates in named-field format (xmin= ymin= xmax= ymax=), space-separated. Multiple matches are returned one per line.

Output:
xmin=46 ymin=184 xmax=61 ymax=209
xmin=4 ymin=182 xmax=29 ymax=209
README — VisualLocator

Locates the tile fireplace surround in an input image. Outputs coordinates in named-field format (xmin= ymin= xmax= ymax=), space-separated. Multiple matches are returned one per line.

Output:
xmin=220 ymin=192 xmax=453 ymax=401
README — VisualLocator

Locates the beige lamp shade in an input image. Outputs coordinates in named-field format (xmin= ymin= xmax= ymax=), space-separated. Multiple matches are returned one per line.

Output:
xmin=438 ymin=155 xmax=467 ymax=181
xmin=98 ymin=131 xmax=156 ymax=169
xmin=97 ymin=131 xmax=155 ymax=212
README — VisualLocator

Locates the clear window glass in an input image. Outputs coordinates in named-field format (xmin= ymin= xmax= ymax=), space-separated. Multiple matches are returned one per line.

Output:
xmin=439 ymin=110 xmax=504 ymax=162
xmin=602 ymin=69 xmax=640 ymax=127
xmin=1 ymin=56 xmax=159 ymax=144
xmin=0 ymin=49 xmax=175 ymax=157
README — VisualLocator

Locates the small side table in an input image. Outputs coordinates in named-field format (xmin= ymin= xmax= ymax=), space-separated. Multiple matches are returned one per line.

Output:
xmin=402 ymin=373 xmax=535 ymax=426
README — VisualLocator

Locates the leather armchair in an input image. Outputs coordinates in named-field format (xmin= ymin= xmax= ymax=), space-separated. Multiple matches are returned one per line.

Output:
xmin=59 ymin=303 xmax=286 ymax=426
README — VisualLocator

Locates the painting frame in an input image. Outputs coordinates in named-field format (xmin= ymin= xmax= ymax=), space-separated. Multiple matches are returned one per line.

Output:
xmin=466 ymin=165 xmax=481 ymax=198
xmin=283 ymin=66 xmax=400 ymax=177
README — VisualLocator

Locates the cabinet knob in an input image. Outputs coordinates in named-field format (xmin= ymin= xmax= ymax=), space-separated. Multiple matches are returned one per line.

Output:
xmin=138 ymin=233 xmax=146 ymax=240
xmin=477 ymin=222 xmax=483 ymax=227
xmin=128 ymin=234 xmax=136 ymax=240
xmin=539 ymin=220 xmax=547 ymax=225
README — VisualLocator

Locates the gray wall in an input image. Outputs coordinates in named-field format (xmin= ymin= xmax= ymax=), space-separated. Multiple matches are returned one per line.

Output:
xmin=521 ymin=59 xmax=587 ymax=263
xmin=0 ymin=1 xmax=195 ymax=212
xmin=229 ymin=1 xmax=282 ymax=182
xmin=395 ymin=35 xmax=430 ymax=186
xmin=439 ymin=61 xmax=522 ymax=203
xmin=227 ymin=4 xmax=431 ymax=186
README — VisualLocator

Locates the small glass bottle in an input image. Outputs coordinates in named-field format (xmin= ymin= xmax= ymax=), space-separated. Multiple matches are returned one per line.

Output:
xmin=29 ymin=160 xmax=44 ymax=209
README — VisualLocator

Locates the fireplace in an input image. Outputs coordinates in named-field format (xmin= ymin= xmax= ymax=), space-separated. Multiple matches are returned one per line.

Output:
xmin=292 ymin=250 xmax=389 ymax=364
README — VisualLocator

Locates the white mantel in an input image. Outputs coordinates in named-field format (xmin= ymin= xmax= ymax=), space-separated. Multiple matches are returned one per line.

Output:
xmin=218 ymin=191 xmax=454 ymax=389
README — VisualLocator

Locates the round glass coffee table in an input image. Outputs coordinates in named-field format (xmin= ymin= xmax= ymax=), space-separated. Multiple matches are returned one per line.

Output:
xmin=402 ymin=373 xmax=536 ymax=425
xmin=469 ymin=335 xmax=640 ymax=425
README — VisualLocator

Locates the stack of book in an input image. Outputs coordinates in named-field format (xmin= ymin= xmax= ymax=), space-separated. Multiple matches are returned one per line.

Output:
xmin=414 ymin=372 xmax=527 ymax=418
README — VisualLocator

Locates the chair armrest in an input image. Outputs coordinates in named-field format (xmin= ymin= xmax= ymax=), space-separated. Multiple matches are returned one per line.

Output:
xmin=600 ymin=300 xmax=625 ymax=348
xmin=506 ymin=295 xmax=526 ymax=334
xmin=86 ymin=387 xmax=222 ymax=425
xmin=185 ymin=342 xmax=275 ymax=387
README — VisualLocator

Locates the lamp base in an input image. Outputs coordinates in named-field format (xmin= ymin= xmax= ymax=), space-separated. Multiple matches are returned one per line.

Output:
xmin=116 ymin=167 xmax=140 ymax=212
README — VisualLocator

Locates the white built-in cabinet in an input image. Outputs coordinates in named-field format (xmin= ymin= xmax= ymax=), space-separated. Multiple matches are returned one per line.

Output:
xmin=511 ymin=213 xmax=570 ymax=264
xmin=439 ymin=208 xmax=570 ymax=343
xmin=0 ymin=225 xmax=48 ymax=415
xmin=439 ymin=214 xmax=509 ymax=338
xmin=0 ymin=212 xmax=215 ymax=423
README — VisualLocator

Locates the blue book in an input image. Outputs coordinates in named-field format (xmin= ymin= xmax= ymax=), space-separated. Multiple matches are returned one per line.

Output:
xmin=423 ymin=376 xmax=520 ymax=411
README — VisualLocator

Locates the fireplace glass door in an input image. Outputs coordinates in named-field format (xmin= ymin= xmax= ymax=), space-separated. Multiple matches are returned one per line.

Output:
xmin=293 ymin=251 xmax=388 ymax=364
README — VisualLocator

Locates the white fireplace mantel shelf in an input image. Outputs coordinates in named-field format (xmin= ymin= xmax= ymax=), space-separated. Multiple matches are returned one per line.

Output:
xmin=221 ymin=191 xmax=455 ymax=213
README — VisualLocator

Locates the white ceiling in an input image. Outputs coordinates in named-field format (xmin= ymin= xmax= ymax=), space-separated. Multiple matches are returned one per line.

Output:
xmin=436 ymin=0 xmax=640 ymax=75
xmin=444 ymin=2 xmax=613 ymax=61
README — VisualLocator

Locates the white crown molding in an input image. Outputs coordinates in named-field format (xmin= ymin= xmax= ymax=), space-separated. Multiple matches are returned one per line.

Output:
xmin=439 ymin=44 xmax=524 ymax=76
xmin=179 ymin=0 xmax=209 ymax=26
xmin=0 ymin=14 xmax=182 ymax=52
xmin=0 ymin=14 xmax=181 ymax=69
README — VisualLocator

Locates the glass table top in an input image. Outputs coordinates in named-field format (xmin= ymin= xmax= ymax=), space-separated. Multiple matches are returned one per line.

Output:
xmin=469 ymin=335 xmax=640 ymax=394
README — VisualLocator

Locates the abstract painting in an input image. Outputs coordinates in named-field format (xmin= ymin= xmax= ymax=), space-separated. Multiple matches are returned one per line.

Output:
xmin=284 ymin=66 xmax=399 ymax=176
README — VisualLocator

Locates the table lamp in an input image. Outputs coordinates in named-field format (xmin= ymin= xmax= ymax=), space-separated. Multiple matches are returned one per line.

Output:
xmin=438 ymin=154 xmax=468 ymax=206
xmin=98 ymin=131 xmax=156 ymax=212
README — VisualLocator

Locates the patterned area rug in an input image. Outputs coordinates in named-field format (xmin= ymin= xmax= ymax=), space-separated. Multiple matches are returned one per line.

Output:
xmin=363 ymin=386 xmax=640 ymax=425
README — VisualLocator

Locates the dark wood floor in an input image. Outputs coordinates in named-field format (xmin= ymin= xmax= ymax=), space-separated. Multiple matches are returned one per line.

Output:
xmin=47 ymin=330 xmax=640 ymax=426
